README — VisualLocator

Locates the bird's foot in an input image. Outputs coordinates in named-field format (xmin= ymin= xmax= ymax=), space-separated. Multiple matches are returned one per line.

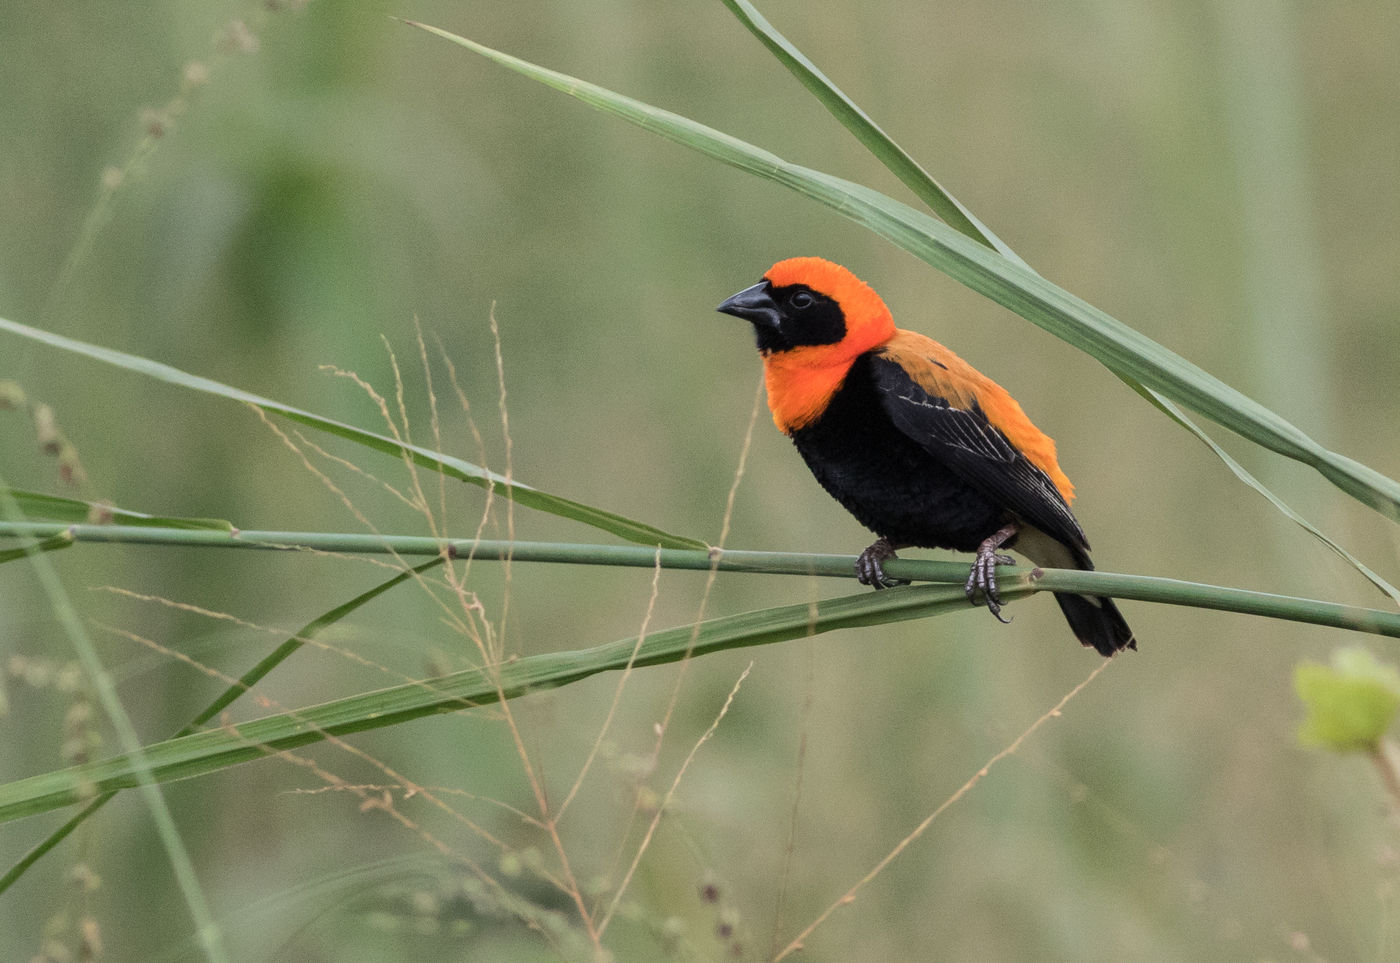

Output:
xmin=856 ymin=537 xmax=909 ymax=589
xmin=964 ymin=524 xmax=1019 ymax=623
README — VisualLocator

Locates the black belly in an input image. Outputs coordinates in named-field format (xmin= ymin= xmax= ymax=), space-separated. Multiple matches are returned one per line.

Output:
xmin=788 ymin=356 xmax=1006 ymax=553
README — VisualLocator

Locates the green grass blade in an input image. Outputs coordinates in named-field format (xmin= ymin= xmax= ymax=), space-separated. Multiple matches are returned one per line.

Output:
xmin=717 ymin=0 xmax=1026 ymax=266
xmin=1123 ymin=379 xmax=1400 ymax=606
xmin=191 ymin=556 xmax=449 ymax=729
xmin=0 ymin=557 xmax=445 ymax=896
xmin=0 ymin=584 xmax=987 ymax=823
xmin=404 ymin=21 xmax=1400 ymax=524
xmin=0 ymin=315 xmax=703 ymax=550
xmin=4 ymin=488 xmax=233 ymax=530
xmin=5 ymin=561 xmax=1400 ymax=825
xmin=0 ymin=531 xmax=74 ymax=564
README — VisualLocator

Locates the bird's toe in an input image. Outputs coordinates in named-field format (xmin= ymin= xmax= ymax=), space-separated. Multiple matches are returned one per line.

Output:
xmin=856 ymin=539 xmax=909 ymax=589
xmin=966 ymin=542 xmax=1015 ymax=624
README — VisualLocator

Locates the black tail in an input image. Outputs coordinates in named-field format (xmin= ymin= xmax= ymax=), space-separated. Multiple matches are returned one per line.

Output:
xmin=1054 ymin=592 xmax=1136 ymax=656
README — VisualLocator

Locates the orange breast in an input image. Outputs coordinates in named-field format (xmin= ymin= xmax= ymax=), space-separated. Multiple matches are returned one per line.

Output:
xmin=760 ymin=346 xmax=859 ymax=433
xmin=757 ymin=257 xmax=898 ymax=433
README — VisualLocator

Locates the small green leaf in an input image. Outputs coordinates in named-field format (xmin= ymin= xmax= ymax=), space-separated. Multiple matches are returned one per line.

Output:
xmin=0 ymin=532 xmax=74 ymax=564
xmin=5 ymin=488 xmax=233 ymax=530
xmin=1295 ymin=648 xmax=1400 ymax=752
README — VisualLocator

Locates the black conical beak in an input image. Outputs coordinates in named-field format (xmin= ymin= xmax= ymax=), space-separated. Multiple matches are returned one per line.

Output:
xmin=717 ymin=280 xmax=781 ymax=330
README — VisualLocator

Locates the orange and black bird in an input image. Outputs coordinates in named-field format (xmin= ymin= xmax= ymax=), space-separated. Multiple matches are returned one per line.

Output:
xmin=717 ymin=257 xmax=1135 ymax=656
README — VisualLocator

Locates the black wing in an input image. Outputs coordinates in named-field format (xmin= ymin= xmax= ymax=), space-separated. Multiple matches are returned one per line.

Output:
xmin=869 ymin=355 xmax=1089 ymax=554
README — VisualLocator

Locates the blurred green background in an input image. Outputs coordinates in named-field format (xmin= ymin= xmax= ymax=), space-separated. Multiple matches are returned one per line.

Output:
xmin=3 ymin=0 xmax=1399 ymax=959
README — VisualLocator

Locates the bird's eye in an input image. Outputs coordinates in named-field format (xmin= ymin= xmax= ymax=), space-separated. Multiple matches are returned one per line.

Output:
xmin=789 ymin=291 xmax=815 ymax=310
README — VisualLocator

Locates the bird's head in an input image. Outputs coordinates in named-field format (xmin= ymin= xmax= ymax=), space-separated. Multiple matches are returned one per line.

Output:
xmin=717 ymin=257 xmax=896 ymax=359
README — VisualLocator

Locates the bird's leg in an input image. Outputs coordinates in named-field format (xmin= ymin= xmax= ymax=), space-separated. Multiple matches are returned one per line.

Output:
xmin=856 ymin=536 xmax=910 ymax=589
xmin=965 ymin=523 xmax=1019 ymax=623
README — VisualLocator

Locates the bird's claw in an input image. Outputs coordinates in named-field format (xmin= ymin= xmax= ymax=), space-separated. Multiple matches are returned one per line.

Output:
xmin=965 ymin=548 xmax=1016 ymax=624
xmin=856 ymin=538 xmax=909 ymax=590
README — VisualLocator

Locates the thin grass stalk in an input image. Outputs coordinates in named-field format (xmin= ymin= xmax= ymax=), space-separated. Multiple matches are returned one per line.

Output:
xmin=2 ymin=522 xmax=1398 ymax=636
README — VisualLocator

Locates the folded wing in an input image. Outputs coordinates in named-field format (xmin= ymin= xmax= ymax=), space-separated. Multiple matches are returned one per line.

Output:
xmin=868 ymin=351 xmax=1089 ymax=561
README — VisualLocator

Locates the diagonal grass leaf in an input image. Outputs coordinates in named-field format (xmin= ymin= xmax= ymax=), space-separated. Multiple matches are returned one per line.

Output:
xmin=725 ymin=2 xmax=1395 ymax=610
xmin=1124 ymin=381 xmax=1400 ymax=606
xmin=404 ymin=21 xmax=1400 ymax=525
xmin=0 ymin=315 xmax=704 ymax=549
xmin=729 ymin=5 xmax=1395 ymax=611
xmin=0 ymin=584 xmax=993 ymax=823
xmin=717 ymin=0 xmax=1026 ymax=266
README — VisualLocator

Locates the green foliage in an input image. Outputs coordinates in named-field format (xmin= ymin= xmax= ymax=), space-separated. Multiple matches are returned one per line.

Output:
xmin=3 ymin=1 xmax=1400 ymax=959
xmin=1295 ymin=648 xmax=1400 ymax=753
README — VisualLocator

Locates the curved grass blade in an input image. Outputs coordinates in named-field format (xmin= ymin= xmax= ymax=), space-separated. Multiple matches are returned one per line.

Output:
xmin=0 ymin=557 xmax=447 ymax=896
xmin=718 ymin=0 xmax=1027 ymax=267
xmin=404 ymin=21 xmax=1400 ymax=524
xmin=145 ymin=851 xmax=593 ymax=963
xmin=0 ymin=316 xmax=703 ymax=549
xmin=1124 ymin=380 xmax=1400 ymax=607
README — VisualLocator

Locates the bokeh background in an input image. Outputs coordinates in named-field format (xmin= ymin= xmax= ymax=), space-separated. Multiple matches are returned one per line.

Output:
xmin=3 ymin=1 xmax=1399 ymax=960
